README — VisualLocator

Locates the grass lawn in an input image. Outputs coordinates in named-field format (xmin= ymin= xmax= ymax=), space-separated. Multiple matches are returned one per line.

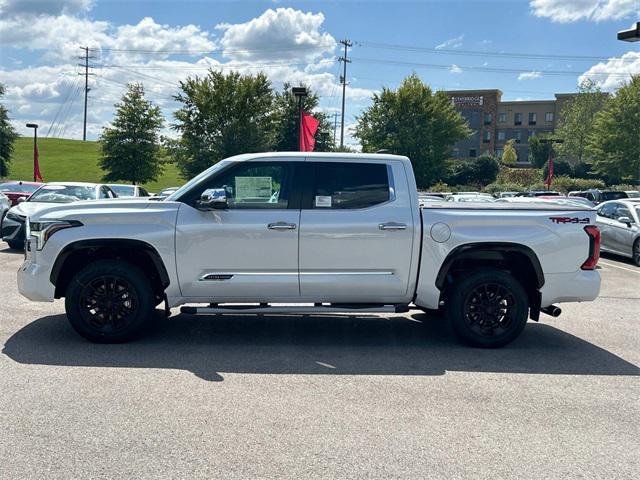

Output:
xmin=3 ymin=137 xmax=185 ymax=192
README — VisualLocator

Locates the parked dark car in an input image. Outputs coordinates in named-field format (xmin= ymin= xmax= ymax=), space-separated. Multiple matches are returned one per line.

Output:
xmin=574 ymin=189 xmax=628 ymax=204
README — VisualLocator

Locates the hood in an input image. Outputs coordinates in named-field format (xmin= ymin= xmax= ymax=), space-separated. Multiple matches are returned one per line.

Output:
xmin=8 ymin=201 xmax=54 ymax=218
xmin=29 ymin=198 xmax=181 ymax=223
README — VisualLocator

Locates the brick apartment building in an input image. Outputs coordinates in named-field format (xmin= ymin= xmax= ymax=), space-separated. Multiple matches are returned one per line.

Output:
xmin=445 ymin=89 xmax=576 ymax=164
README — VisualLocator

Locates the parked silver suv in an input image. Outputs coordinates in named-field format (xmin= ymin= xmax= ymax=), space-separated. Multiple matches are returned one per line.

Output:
xmin=596 ymin=199 xmax=640 ymax=266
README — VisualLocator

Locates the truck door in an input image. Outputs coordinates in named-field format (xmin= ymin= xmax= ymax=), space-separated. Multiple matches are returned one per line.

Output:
xmin=175 ymin=160 xmax=301 ymax=300
xmin=298 ymin=160 xmax=415 ymax=302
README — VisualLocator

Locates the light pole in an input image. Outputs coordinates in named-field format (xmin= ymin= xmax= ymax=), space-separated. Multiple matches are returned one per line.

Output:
xmin=618 ymin=22 xmax=640 ymax=186
xmin=292 ymin=87 xmax=308 ymax=152
xmin=25 ymin=123 xmax=39 ymax=182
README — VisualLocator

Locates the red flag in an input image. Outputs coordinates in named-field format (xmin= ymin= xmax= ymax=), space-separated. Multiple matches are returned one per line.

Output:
xmin=300 ymin=111 xmax=320 ymax=152
xmin=34 ymin=142 xmax=43 ymax=182
xmin=545 ymin=155 xmax=554 ymax=189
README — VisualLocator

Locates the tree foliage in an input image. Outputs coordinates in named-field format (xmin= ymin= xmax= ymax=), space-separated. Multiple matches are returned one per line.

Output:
xmin=501 ymin=139 xmax=517 ymax=164
xmin=354 ymin=74 xmax=470 ymax=188
xmin=528 ymin=134 xmax=554 ymax=168
xmin=446 ymin=154 xmax=500 ymax=186
xmin=273 ymin=83 xmax=334 ymax=152
xmin=556 ymin=79 xmax=608 ymax=164
xmin=587 ymin=75 xmax=640 ymax=183
xmin=170 ymin=70 xmax=276 ymax=179
xmin=0 ymin=83 xmax=19 ymax=178
xmin=98 ymin=83 xmax=164 ymax=184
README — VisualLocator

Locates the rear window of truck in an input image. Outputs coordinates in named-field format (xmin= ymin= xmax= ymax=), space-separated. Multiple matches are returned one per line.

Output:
xmin=312 ymin=162 xmax=389 ymax=209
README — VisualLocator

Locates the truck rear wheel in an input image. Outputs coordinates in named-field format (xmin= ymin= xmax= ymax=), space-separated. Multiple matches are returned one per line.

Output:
xmin=65 ymin=259 xmax=155 ymax=343
xmin=447 ymin=270 xmax=529 ymax=348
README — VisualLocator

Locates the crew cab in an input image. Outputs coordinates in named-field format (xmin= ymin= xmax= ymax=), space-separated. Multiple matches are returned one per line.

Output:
xmin=17 ymin=153 xmax=601 ymax=348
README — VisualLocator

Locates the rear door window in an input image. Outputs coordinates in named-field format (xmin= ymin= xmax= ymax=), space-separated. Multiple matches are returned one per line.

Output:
xmin=311 ymin=162 xmax=390 ymax=209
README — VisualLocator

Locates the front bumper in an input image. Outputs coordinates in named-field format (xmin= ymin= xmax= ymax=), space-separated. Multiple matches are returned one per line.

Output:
xmin=1 ymin=215 xmax=25 ymax=242
xmin=540 ymin=269 xmax=601 ymax=306
xmin=17 ymin=244 xmax=55 ymax=302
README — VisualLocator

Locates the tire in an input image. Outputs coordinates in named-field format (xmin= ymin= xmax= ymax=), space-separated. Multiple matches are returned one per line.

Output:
xmin=65 ymin=259 xmax=155 ymax=343
xmin=447 ymin=270 xmax=529 ymax=348
xmin=633 ymin=239 xmax=640 ymax=267
xmin=6 ymin=239 xmax=23 ymax=250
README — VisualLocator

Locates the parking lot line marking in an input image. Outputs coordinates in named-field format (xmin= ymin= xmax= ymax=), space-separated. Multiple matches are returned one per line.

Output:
xmin=599 ymin=261 xmax=640 ymax=274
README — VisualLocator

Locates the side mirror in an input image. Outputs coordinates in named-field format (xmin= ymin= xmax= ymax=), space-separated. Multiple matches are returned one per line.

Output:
xmin=617 ymin=216 xmax=633 ymax=226
xmin=16 ymin=197 xmax=27 ymax=204
xmin=197 ymin=188 xmax=228 ymax=210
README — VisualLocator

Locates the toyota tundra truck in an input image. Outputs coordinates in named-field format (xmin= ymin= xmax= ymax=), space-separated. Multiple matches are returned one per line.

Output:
xmin=17 ymin=152 xmax=601 ymax=347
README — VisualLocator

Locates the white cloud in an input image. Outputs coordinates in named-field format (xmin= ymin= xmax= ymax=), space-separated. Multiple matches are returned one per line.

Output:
xmin=530 ymin=0 xmax=637 ymax=22
xmin=0 ymin=0 xmax=92 ymax=16
xmin=435 ymin=35 xmax=464 ymax=50
xmin=449 ymin=64 xmax=463 ymax=74
xmin=518 ymin=71 xmax=542 ymax=80
xmin=579 ymin=51 xmax=640 ymax=90
xmin=217 ymin=8 xmax=335 ymax=62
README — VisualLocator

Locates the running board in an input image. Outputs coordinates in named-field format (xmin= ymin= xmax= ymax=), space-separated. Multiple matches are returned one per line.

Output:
xmin=180 ymin=303 xmax=410 ymax=315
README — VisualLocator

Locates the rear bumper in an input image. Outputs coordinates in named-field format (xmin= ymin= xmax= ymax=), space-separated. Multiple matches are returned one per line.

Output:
xmin=540 ymin=269 xmax=600 ymax=306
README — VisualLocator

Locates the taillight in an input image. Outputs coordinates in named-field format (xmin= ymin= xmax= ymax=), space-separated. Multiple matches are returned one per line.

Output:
xmin=581 ymin=225 xmax=600 ymax=270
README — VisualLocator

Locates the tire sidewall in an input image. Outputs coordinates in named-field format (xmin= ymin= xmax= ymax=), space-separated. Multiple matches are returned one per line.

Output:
xmin=448 ymin=270 xmax=529 ymax=348
xmin=65 ymin=260 xmax=155 ymax=343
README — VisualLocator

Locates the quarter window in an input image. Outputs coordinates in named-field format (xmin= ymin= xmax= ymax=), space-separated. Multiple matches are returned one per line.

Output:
xmin=312 ymin=162 xmax=389 ymax=209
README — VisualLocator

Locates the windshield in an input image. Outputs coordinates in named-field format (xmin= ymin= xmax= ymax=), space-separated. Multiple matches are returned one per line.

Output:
xmin=109 ymin=185 xmax=136 ymax=196
xmin=29 ymin=185 xmax=96 ymax=203
xmin=165 ymin=160 xmax=231 ymax=201
xmin=0 ymin=183 xmax=40 ymax=193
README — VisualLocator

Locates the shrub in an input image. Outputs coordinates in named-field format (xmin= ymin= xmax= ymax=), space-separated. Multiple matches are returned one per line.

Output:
xmin=497 ymin=167 xmax=543 ymax=186
xmin=483 ymin=182 xmax=525 ymax=194
xmin=427 ymin=181 xmax=450 ymax=192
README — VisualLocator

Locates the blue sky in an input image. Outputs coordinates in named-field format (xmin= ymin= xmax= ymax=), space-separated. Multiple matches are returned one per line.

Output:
xmin=1 ymin=0 xmax=638 ymax=145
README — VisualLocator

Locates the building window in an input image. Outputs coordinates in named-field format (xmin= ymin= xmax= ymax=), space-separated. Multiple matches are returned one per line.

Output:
xmin=545 ymin=112 xmax=554 ymax=122
xmin=528 ymin=130 xmax=536 ymax=139
xmin=483 ymin=113 xmax=492 ymax=125
xmin=452 ymin=148 xmax=460 ymax=158
xmin=498 ymin=113 xmax=506 ymax=123
xmin=515 ymin=130 xmax=522 ymax=143
xmin=497 ymin=130 xmax=506 ymax=141
xmin=514 ymin=113 xmax=522 ymax=125
xmin=469 ymin=149 xmax=477 ymax=158
xmin=496 ymin=148 xmax=503 ymax=157
xmin=483 ymin=131 xmax=491 ymax=143
xmin=528 ymin=112 xmax=537 ymax=125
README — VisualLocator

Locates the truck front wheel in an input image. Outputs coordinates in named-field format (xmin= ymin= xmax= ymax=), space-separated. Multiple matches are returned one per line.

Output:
xmin=447 ymin=270 xmax=529 ymax=348
xmin=65 ymin=259 xmax=155 ymax=343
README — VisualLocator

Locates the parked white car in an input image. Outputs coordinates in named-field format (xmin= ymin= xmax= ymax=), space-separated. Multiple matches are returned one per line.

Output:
xmin=18 ymin=153 xmax=601 ymax=348
xmin=0 ymin=192 xmax=10 ymax=221
xmin=106 ymin=184 xmax=151 ymax=198
xmin=1 ymin=182 xmax=117 ymax=250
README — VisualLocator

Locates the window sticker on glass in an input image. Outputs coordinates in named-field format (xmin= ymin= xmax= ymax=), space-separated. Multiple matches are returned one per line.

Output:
xmin=235 ymin=176 xmax=272 ymax=201
xmin=315 ymin=195 xmax=332 ymax=208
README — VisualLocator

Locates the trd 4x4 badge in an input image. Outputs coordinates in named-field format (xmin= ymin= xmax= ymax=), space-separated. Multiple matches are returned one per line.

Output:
xmin=549 ymin=217 xmax=590 ymax=224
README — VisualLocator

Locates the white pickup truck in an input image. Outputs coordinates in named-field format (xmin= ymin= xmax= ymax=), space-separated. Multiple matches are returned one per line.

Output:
xmin=17 ymin=152 xmax=601 ymax=347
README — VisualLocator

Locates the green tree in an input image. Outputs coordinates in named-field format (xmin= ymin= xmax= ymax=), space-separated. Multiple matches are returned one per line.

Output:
xmin=446 ymin=154 xmax=500 ymax=186
xmin=273 ymin=83 xmax=334 ymax=152
xmin=556 ymin=79 xmax=609 ymax=164
xmin=587 ymin=75 xmax=640 ymax=183
xmin=502 ymin=139 xmax=517 ymax=164
xmin=0 ymin=83 xmax=19 ymax=178
xmin=528 ymin=134 xmax=554 ymax=168
xmin=354 ymin=74 xmax=470 ymax=188
xmin=99 ymin=83 xmax=164 ymax=184
xmin=171 ymin=70 xmax=276 ymax=179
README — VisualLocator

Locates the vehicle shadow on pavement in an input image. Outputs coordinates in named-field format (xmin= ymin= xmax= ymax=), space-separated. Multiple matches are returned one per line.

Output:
xmin=3 ymin=311 xmax=639 ymax=382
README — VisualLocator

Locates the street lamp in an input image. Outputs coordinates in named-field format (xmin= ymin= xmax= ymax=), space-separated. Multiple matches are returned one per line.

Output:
xmin=617 ymin=22 xmax=640 ymax=42
xmin=25 ymin=123 xmax=39 ymax=182
xmin=292 ymin=86 xmax=308 ymax=152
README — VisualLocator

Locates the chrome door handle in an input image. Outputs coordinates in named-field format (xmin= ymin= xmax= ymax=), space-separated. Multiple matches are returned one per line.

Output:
xmin=268 ymin=222 xmax=297 ymax=230
xmin=379 ymin=222 xmax=407 ymax=231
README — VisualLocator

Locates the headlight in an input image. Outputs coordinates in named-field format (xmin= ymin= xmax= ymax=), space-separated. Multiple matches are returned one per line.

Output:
xmin=29 ymin=219 xmax=82 ymax=250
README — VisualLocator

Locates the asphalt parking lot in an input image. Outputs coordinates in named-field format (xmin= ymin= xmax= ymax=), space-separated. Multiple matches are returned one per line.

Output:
xmin=1 ymin=243 xmax=638 ymax=479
